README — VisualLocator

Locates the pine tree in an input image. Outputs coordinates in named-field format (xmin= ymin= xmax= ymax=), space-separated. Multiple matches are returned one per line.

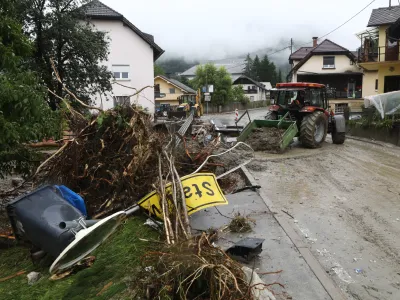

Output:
xmin=277 ymin=69 xmax=283 ymax=83
xmin=252 ymin=55 xmax=261 ymax=81
xmin=243 ymin=54 xmax=253 ymax=78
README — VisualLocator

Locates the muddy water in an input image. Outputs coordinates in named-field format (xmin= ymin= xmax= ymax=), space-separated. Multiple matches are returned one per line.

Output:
xmin=247 ymin=137 xmax=400 ymax=300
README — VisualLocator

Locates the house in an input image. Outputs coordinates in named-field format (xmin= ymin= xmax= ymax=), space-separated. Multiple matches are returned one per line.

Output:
xmin=180 ymin=58 xmax=245 ymax=80
xmin=83 ymin=0 xmax=164 ymax=114
xmin=357 ymin=5 xmax=400 ymax=97
xmin=154 ymin=75 xmax=196 ymax=106
xmin=231 ymin=75 xmax=270 ymax=102
xmin=289 ymin=38 xmax=364 ymax=112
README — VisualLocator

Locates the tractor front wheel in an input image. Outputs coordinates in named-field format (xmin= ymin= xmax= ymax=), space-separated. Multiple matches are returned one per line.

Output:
xmin=300 ymin=111 xmax=328 ymax=148
xmin=332 ymin=131 xmax=346 ymax=144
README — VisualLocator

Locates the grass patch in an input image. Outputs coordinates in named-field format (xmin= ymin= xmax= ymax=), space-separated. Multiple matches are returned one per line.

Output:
xmin=0 ymin=216 xmax=160 ymax=300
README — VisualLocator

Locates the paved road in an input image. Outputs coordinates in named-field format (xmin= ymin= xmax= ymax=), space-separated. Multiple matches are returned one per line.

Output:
xmin=190 ymin=191 xmax=331 ymax=300
xmin=245 ymin=138 xmax=400 ymax=300
xmin=202 ymin=108 xmax=268 ymax=127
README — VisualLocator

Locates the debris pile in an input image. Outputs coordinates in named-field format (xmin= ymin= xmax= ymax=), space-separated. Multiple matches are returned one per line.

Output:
xmin=246 ymin=127 xmax=286 ymax=152
xmin=36 ymin=106 xmax=164 ymax=217
xmin=140 ymin=233 xmax=253 ymax=300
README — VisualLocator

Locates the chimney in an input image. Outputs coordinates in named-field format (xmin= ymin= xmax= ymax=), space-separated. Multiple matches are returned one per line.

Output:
xmin=313 ymin=37 xmax=318 ymax=48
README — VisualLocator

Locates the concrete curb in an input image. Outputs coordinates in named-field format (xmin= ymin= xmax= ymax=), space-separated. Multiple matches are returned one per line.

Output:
xmin=241 ymin=165 xmax=347 ymax=300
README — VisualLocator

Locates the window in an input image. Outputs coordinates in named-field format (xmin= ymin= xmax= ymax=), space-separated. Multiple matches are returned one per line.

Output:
xmin=375 ymin=79 xmax=378 ymax=90
xmin=113 ymin=96 xmax=130 ymax=107
xmin=169 ymin=88 xmax=175 ymax=94
xmin=335 ymin=103 xmax=348 ymax=114
xmin=112 ymin=65 xmax=130 ymax=80
xmin=250 ymin=96 xmax=255 ymax=101
xmin=323 ymin=56 xmax=335 ymax=69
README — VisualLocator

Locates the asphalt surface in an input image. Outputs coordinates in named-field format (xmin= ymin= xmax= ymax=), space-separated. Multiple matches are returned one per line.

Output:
xmin=205 ymin=109 xmax=400 ymax=299
xmin=246 ymin=138 xmax=400 ymax=300
xmin=190 ymin=191 xmax=332 ymax=300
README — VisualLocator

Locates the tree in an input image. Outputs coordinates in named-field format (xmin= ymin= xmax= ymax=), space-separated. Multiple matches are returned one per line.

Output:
xmin=23 ymin=0 xmax=112 ymax=110
xmin=252 ymin=55 xmax=261 ymax=81
xmin=154 ymin=64 xmax=165 ymax=76
xmin=243 ymin=53 xmax=253 ymax=78
xmin=232 ymin=85 xmax=249 ymax=104
xmin=277 ymin=69 xmax=283 ymax=83
xmin=157 ymin=57 xmax=198 ymax=75
xmin=0 ymin=0 xmax=59 ymax=177
xmin=191 ymin=64 xmax=232 ymax=106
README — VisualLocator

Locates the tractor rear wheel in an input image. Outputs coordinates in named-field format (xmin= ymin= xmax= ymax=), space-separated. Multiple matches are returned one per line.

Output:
xmin=265 ymin=111 xmax=278 ymax=120
xmin=332 ymin=131 xmax=345 ymax=144
xmin=300 ymin=111 xmax=328 ymax=148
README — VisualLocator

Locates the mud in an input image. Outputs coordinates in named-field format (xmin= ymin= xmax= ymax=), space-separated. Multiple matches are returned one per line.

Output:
xmin=248 ymin=137 xmax=400 ymax=300
xmin=246 ymin=127 xmax=286 ymax=152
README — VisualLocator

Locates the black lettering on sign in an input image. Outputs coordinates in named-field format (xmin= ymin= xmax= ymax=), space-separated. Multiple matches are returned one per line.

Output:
xmin=202 ymin=181 xmax=215 ymax=196
xmin=151 ymin=204 xmax=162 ymax=216
xmin=183 ymin=186 xmax=192 ymax=198
xmin=192 ymin=184 xmax=203 ymax=198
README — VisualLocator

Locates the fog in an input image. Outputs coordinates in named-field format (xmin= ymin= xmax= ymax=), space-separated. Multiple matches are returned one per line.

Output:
xmin=102 ymin=0 xmax=390 ymax=62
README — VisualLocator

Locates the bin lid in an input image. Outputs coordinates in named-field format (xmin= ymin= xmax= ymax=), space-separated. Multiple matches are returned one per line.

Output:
xmin=49 ymin=211 xmax=125 ymax=274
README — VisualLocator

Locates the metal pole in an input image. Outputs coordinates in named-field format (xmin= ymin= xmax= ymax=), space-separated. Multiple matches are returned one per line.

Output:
xmin=207 ymin=102 xmax=209 ymax=114
xmin=290 ymin=38 xmax=293 ymax=54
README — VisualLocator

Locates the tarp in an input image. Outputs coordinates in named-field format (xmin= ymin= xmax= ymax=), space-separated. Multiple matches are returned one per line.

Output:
xmin=364 ymin=91 xmax=400 ymax=119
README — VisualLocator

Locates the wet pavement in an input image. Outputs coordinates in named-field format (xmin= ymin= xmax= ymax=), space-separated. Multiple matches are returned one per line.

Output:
xmin=190 ymin=191 xmax=333 ymax=300
xmin=246 ymin=138 xmax=400 ymax=300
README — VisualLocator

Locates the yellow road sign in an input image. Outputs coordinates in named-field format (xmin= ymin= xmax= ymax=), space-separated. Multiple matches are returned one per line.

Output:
xmin=138 ymin=173 xmax=228 ymax=219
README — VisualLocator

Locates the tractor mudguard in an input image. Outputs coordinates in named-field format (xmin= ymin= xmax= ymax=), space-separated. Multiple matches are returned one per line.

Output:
xmin=333 ymin=114 xmax=346 ymax=133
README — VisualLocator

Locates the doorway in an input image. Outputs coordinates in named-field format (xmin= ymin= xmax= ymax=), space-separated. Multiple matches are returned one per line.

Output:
xmin=347 ymin=82 xmax=355 ymax=98
xmin=384 ymin=76 xmax=400 ymax=93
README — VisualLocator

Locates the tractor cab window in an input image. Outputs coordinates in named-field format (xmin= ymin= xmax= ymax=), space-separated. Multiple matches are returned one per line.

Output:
xmin=308 ymin=89 xmax=325 ymax=107
xmin=276 ymin=90 xmax=299 ymax=106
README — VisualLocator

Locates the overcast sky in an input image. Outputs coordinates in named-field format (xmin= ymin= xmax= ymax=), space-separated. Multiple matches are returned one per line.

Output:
xmin=101 ymin=0 xmax=393 ymax=61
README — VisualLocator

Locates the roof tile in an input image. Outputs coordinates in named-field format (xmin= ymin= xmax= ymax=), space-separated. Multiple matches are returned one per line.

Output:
xmin=368 ymin=5 xmax=400 ymax=27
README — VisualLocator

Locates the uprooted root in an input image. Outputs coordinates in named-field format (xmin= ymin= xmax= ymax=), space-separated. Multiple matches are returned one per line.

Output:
xmin=226 ymin=213 xmax=255 ymax=233
xmin=139 ymin=233 xmax=254 ymax=300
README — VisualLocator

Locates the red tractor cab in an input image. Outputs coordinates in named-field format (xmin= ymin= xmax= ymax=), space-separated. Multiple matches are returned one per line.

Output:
xmin=266 ymin=83 xmax=345 ymax=148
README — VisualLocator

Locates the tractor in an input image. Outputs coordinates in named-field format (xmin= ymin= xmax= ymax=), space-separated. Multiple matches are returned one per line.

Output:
xmin=265 ymin=82 xmax=345 ymax=148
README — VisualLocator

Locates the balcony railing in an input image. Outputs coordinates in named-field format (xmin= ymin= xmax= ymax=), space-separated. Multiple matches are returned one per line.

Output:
xmin=358 ymin=45 xmax=400 ymax=63
xmin=244 ymin=89 xmax=258 ymax=94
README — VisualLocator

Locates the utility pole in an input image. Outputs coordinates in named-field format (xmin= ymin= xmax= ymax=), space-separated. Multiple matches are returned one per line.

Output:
xmin=290 ymin=38 xmax=293 ymax=55
xmin=389 ymin=0 xmax=391 ymax=7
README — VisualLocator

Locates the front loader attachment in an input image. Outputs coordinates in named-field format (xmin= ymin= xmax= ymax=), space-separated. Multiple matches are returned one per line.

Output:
xmin=237 ymin=114 xmax=298 ymax=151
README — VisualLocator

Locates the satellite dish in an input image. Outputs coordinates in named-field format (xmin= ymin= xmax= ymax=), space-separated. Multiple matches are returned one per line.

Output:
xmin=49 ymin=211 xmax=125 ymax=274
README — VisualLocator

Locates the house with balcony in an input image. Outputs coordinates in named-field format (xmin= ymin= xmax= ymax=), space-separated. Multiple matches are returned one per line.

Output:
xmin=232 ymin=75 xmax=269 ymax=102
xmin=357 ymin=5 xmax=400 ymax=97
xmin=154 ymin=75 xmax=196 ymax=106
xmin=289 ymin=38 xmax=364 ymax=112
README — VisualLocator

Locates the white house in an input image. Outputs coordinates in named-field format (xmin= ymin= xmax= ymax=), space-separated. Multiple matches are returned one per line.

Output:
xmin=83 ymin=0 xmax=164 ymax=114
xmin=289 ymin=38 xmax=364 ymax=112
xmin=232 ymin=75 xmax=269 ymax=102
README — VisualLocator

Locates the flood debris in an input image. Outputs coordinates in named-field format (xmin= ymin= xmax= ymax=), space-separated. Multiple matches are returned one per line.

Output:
xmin=226 ymin=213 xmax=255 ymax=233
xmin=246 ymin=127 xmax=286 ymax=152
xmin=139 ymin=233 xmax=256 ymax=300
xmin=226 ymin=238 xmax=265 ymax=262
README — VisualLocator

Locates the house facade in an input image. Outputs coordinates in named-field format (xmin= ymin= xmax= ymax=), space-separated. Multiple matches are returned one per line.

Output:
xmin=154 ymin=75 xmax=196 ymax=106
xmin=357 ymin=5 xmax=400 ymax=97
xmin=232 ymin=75 xmax=269 ymax=102
xmin=289 ymin=38 xmax=364 ymax=112
xmin=84 ymin=0 xmax=164 ymax=114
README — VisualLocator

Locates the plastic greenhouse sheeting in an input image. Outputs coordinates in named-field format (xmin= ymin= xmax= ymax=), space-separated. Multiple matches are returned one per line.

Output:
xmin=364 ymin=91 xmax=400 ymax=119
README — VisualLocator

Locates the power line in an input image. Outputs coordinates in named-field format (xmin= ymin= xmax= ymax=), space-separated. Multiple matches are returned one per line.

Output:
xmin=295 ymin=0 xmax=376 ymax=48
